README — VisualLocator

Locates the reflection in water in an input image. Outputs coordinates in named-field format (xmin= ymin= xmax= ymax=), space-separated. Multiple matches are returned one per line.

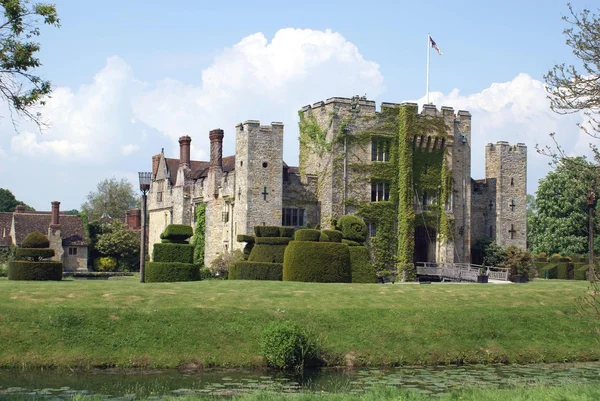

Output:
xmin=1 ymin=362 xmax=600 ymax=398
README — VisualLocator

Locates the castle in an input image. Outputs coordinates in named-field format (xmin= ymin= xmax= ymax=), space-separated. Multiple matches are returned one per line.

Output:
xmin=148 ymin=96 xmax=527 ymax=269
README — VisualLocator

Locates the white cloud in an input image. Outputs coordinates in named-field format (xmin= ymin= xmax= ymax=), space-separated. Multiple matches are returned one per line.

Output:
xmin=415 ymin=73 xmax=590 ymax=194
xmin=120 ymin=144 xmax=140 ymax=156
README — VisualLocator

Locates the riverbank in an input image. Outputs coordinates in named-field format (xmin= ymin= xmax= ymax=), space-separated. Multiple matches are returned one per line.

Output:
xmin=0 ymin=278 xmax=598 ymax=368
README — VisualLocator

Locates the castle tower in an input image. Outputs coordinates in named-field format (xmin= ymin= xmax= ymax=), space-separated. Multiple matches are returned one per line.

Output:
xmin=203 ymin=129 xmax=227 ymax=264
xmin=233 ymin=121 xmax=284 ymax=245
xmin=485 ymin=142 xmax=527 ymax=249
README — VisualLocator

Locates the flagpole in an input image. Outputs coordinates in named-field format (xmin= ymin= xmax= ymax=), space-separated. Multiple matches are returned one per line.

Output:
xmin=426 ymin=33 xmax=430 ymax=105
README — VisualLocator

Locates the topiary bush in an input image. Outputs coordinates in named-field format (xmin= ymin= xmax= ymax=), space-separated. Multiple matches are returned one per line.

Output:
xmin=94 ymin=256 xmax=117 ymax=272
xmin=152 ymin=243 xmax=194 ymax=264
xmin=321 ymin=229 xmax=343 ymax=243
xmin=254 ymin=226 xmax=281 ymax=238
xmin=145 ymin=262 xmax=200 ymax=282
xmin=249 ymin=238 xmax=290 ymax=264
xmin=283 ymin=241 xmax=351 ymax=283
xmin=9 ymin=232 xmax=62 ymax=281
xmin=260 ymin=322 xmax=319 ymax=370
xmin=349 ymin=247 xmax=376 ymax=283
xmin=161 ymin=224 xmax=193 ymax=243
xmin=335 ymin=215 xmax=367 ymax=243
xmin=21 ymin=231 xmax=50 ymax=248
xmin=229 ymin=262 xmax=283 ymax=281
xmin=294 ymin=229 xmax=321 ymax=242
xmin=280 ymin=227 xmax=295 ymax=238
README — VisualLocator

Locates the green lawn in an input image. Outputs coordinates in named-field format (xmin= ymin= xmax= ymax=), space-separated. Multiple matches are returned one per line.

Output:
xmin=0 ymin=278 xmax=598 ymax=368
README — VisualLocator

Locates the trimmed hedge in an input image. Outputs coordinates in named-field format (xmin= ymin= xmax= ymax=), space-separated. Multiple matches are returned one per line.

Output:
xmin=249 ymin=244 xmax=288 ymax=264
xmin=229 ymin=262 xmax=283 ymax=281
xmin=22 ymin=231 xmax=50 ymax=248
xmin=321 ymin=230 xmax=343 ymax=243
xmin=336 ymin=215 xmax=367 ymax=243
xmin=8 ymin=261 xmax=63 ymax=281
xmin=15 ymin=248 xmax=55 ymax=260
xmin=319 ymin=232 xmax=329 ymax=242
xmin=237 ymin=234 xmax=255 ymax=243
xmin=574 ymin=264 xmax=589 ymax=280
xmin=145 ymin=262 xmax=200 ymax=282
xmin=541 ymin=264 xmax=558 ymax=279
xmin=254 ymin=226 xmax=281 ymax=238
xmin=152 ymin=243 xmax=194 ymax=264
xmin=556 ymin=263 xmax=569 ymax=280
xmin=294 ymin=229 xmax=321 ymax=242
xmin=342 ymin=239 xmax=361 ymax=247
xmin=283 ymin=241 xmax=351 ymax=283
xmin=280 ymin=227 xmax=295 ymax=238
xmin=161 ymin=224 xmax=193 ymax=242
xmin=255 ymin=237 xmax=291 ymax=245
xmin=349 ymin=247 xmax=376 ymax=283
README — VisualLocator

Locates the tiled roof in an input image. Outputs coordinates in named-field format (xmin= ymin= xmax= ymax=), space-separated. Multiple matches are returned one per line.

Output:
xmin=0 ymin=213 xmax=12 ymax=247
xmin=12 ymin=213 xmax=88 ymax=247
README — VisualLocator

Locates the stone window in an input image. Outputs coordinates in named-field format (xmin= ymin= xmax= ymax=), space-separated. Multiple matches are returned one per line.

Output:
xmin=156 ymin=180 xmax=164 ymax=202
xmin=68 ymin=247 xmax=77 ymax=256
xmin=366 ymin=222 xmax=377 ymax=238
xmin=371 ymin=182 xmax=390 ymax=202
xmin=282 ymin=208 xmax=305 ymax=227
xmin=371 ymin=139 xmax=390 ymax=162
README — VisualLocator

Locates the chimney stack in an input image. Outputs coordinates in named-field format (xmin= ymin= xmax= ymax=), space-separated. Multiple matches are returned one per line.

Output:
xmin=209 ymin=129 xmax=224 ymax=169
xmin=126 ymin=209 xmax=141 ymax=230
xmin=179 ymin=136 xmax=191 ymax=168
xmin=51 ymin=201 xmax=60 ymax=228
xmin=152 ymin=153 xmax=161 ymax=176
xmin=14 ymin=205 xmax=25 ymax=213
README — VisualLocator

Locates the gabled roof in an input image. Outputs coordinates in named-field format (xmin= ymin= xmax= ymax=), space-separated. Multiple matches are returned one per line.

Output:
xmin=0 ymin=212 xmax=88 ymax=247
xmin=0 ymin=213 xmax=12 ymax=247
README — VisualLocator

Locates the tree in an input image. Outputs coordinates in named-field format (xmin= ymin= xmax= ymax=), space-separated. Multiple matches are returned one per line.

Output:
xmin=95 ymin=220 xmax=140 ymax=271
xmin=0 ymin=188 xmax=34 ymax=212
xmin=544 ymin=3 xmax=600 ymax=137
xmin=0 ymin=1 xmax=60 ymax=130
xmin=81 ymin=177 xmax=139 ymax=221
xmin=526 ymin=194 xmax=536 ymax=250
xmin=529 ymin=158 xmax=597 ymax=256
xmin=191 ymin=203 xmax=205 ymax=266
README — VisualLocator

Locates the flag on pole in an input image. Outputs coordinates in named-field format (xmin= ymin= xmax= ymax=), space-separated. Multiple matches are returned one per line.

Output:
xmin=429 ymin=36 xmax=442 ymax=56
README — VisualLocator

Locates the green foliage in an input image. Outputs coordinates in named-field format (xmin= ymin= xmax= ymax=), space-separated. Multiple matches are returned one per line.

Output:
xmin=7 ymin=261 xmax=62 ymax=281
xmin=248 ymin=243 xmax=288 ymax=264
xmin=152 ymin=243 xmax=194 ymax=264
xmin=93 ymin=256 xmax=117 ymax=272
xmin=81 ymin=177 xmax=138 ymax=221
xmin=21 ymin=231 xmax=49 ymax=248
xmin=192 ymin=203 xmax=206 ymax=266
xmin=529 ymin=158 xmax=595 ymax=255
xmin=260 ymin=321 xmax=319 ymax=370
xmin=321 ymin=229 xmax=343 ymax=243
xmin=349 ymin=246 xmax=376 ymax=283
xmin=95 ymin=220 xmax=140 ymax=270
xmin=254 ymin=226 xmax=281 ymax=238
xmin=283 ymin=241 xmax=351 ymax=283
xmin=145 ymin=262 xmax=200 ymax=282
xmin=254 ymin=237 xmax=291 ymax=245
xmin=483 ymin=242 xmax=507 ymax=267
xmin=318 ymin=232 xmax=329 ymax=242
xmin=280 ymin=227 xmax=295 ymax=238
xmin=237 ymin=234 xmax=255 ymax=243
xmin=15 ymin=247 xmax=54 ymax=260
xmin=209 ymin=250 xmax=245 ymax=278
xmin=229 ymin=262 xmax=283 ymax=281
xmin=161 ymin=224 xmax=193 ymax=242
xmin=199 ymin=267 xmax=215 ymax=280
xmin=335 ymin=215 xmax=367 ymax=243
xmin=294 ymin=229 xmax=321 ymax=242
xmin=0 ymin=188 xmax=34 ymax=212
xmin=504 ymin=246 xmax=535 ymax=281
xmin=0 ymin=1 xmax=59 ymax=129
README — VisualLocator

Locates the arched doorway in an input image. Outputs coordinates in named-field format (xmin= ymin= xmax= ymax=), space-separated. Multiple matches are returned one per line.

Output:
xmin=414 ymin=226 xmax=436 ymax=263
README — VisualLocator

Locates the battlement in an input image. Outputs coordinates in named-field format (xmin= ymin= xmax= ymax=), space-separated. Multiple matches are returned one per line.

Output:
xmin=486 ymin=141 xmax=527 ymax=153
xmin=236 ymin=121 xmax=284 ymax=133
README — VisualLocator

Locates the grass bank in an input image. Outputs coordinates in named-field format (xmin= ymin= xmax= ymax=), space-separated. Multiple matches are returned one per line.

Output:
xmin=0 ymin=278 xmax=598 ymax=368
xmin=2 ymin=385 xmax=600 ymax=401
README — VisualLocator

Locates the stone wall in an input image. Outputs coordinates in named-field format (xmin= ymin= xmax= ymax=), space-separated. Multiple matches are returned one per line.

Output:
xmin=63 ymin=246 xmax=88 ymax=271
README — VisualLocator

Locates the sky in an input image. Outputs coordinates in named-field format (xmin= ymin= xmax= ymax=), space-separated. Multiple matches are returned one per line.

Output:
xmin=0 ymin=0 xmax=596 ymax=211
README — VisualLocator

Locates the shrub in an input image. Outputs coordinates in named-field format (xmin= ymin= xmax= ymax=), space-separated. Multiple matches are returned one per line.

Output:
xmin=254 ymin=226 xmax=281 ymax=238
xmin=161 ymin=224 xmax=193 ymax=242
xmin=15 ymin=248 xmax=55 ymax=260
xmin=556 ymin=263 xmax=569 ymax=279
xmin=152 ymin=243 xmax=194 ymax=264
xmin=318 ymin=232 xmax=329 ymax=242
xmin=199 ymin=267 xmax=214 ymax=280
xmin=541 ymin=264 xmax=558 ymax=279
xmin=237 ymin=234 xmax=255 ymax=243
xmin=21 ymin=231 xmax=50 ymax=248
xmin=260 ymin=322 xmax=319 ymax=370
xmin=229 ymin=262 xmax=283 ymax=281
xmin=342 ymin=239 xmax=361 ymax=247
xmin=503 ymin=246 xmax=535 ymax=281
xmin=249 ymin=243 xmax=288 ymax=264
xmin=255 ymin=237 xmax=291 ymax=245
xmin=8 ymin=261 xmax=63 ymax=281
xmin=349 ymin=247 xmax=376 ymax=283
xmin=550 ymin=253 xmax=562 ymax=262
xmin=483 ymin=242 xmax=506 ymax=267
xmin=280 ymin=227 xmax=295 ymax=238
xmin=574 ymin=264 xmax=590 ymax=280
xmin=210 ymin=250 xmax=245 ymax=278
xmin=335 ymin=215 xmax=367 ymax=243
xmin=145 ymin=262 xmax=200 ymax=282
xmin=321 ymin=230 xmax=343 ymax=243
xmin=94 ymin=256 xmax=117 ymax=272
xmin=294 ymin=229 xmax=321 ymax=242
xmin=283 ymin=241 xmax=351 ymax=283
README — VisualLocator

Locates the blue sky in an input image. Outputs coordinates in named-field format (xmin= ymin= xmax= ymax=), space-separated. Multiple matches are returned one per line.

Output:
xmin=0 ymin=0 xmax=594 ymax=210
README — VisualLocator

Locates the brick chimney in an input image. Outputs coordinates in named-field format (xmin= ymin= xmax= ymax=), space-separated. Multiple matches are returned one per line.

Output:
xmin=209 ymin=129 xmax=224 ymax=169
xmin=50 ymin=201 xmax=60 ymax=228
xmin=14 ymin=205 xmax=25 ymax=213
xmin=126 ymin=209 xmax=141 ymax=230
xmin=152 ymin=154 xmax=161 ymax=176
xmin=179 ymin=136 xmax=191 ymax=168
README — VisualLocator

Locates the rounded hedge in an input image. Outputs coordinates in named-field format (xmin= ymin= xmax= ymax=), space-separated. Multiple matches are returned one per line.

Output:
xmin=254 ymin=226 xmax=281 ymax=238
xmin=321 ymin=230 xmax=342 ymax=243
xmin=336 ymin=215 xmax=367 ymax=243
xmin=283 ymin=241 xmax=351 ymax=283
xmin=161 ymin=224 xmax=193 ymax=242
xmin=22 ymin=231 xmax=50 ymax=248
xmin=15 ymin=248 xmax=55 ymax=260
xmin=349 ymin=247 xmax=376 ymax=283
xmin=94 ymin=256 xmax=117 ymax=272
xmin=152 ymin=243 xmax=194 ymax=264
xmin=294 ymin=229 xmax=321 ymax=242
xmin=255 ymin=237 xmax=291 ymax=245
xmin=248 ymin=243 xmax=288 ymax=264
xmin=8 ymin=261 xmax=63 ymax=281
xmin=145 ymin=262 xmax=200 ymax=282
xmin=229 ymin=262 xmax=283 ymax=281
xmin=280 ymin=227 xmax=295 ymax=238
